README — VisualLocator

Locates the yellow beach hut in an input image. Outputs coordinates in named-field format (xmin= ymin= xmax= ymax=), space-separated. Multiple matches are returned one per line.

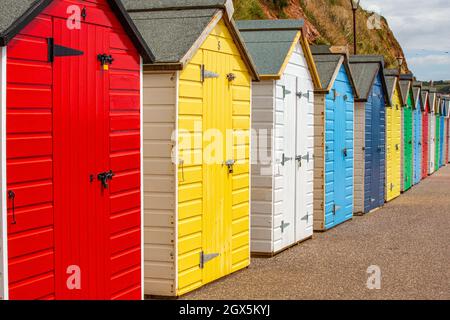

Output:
xmin=384 ymin=69 xmax=404 ymax=202
xmin=125 ymin=0 xmax=259 ymax=297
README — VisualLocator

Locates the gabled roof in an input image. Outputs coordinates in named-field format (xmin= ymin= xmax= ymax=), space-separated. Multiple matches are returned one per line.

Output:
xmin=421 ymin=86 xmax=431 ymax=112
xmin=399 ymin=78 xmax=413 ymax=105
xmin=236 ymin=20 xmax=302 ymax=77
xmin=349 ymin=55 xmax=388 ymax=102
xmin=412 ymin=81 xmax=423 ymax=110
xmin=383 ymin=69 xmax=403 ymax=106
xmin=124 ymin=0 xmax=259 ymax=79
xmin=0 ymin=0 xmax=155 ymax=63
xmin=311 ymin=46 xmax=358 ymax=96
xmin=236 ymin=19 xmax=318 ymax=84
xmin=428 ymin=87 xmax=437 ymax=113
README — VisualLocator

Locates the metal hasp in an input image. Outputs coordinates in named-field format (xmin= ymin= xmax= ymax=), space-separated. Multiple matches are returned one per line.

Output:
xmin=296 ymin=152 xmax=310 ymax=167
xmin=343 ymin=148 xmax=348 ymax=157
xmin=281 ymin=153 xmax=293 ymax=166
xmin=296 ymin=91 xmax=309 ymax=99
xmin=201 ymin=65 xmax=219 ymax=82
xmin=47 ymin=38 xmax=84 ymax=62
xmin=333 ymin=204 xmax=341 ymax=215
xmin=280 ymin=220 xmax=290 ymax=233
xmin=98 ymin=170 xmax=115 ymax=189
xmin=224 ymin=159 xmax=235 ymax=174
xmin=199 ymin=251 xmax=219 ymax=269
xmin=282 ymin=86 xmax=291 ymax=99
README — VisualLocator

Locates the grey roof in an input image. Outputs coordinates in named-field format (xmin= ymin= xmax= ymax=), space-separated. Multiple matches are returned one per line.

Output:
xmin=0 ymin=0 xmax=49 ymax=45
xmin=421 ymin=91 xmax=429 ymax=111
xmin=384 ymin=69 xmax=403 ymax=106
xmin=310 ymin=45 xmax=333 ymax=55
xmin=349 ymin=55 xmax=386 ymax=102
xmin=399 ymin=79 xmax=412 ymax=105
xmin=0 ymin=0 xmax=155 ymax=62
xmin=312 ymin=54 xmax=342 ymax=90
xmin=237 ymin=19 xmax=304 ymax=30
xmin=236 ymin=19 xmax=303 ymax=76
xmin=412 ymin=82 xmax=422 ymax=109
xmin=123 ymin=0 xmax=229 ymax=10
xmin=126 ymin=8 xmax=218 ymax=63
xmin=124 ymin=0 xmax=258 ymax=79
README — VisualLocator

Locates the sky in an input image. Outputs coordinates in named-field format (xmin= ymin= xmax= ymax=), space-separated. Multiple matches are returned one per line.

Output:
xmin=360 ymin=0 xmax=450 ymax=81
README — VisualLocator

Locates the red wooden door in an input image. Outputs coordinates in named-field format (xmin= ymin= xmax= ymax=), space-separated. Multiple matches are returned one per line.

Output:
xmin=6 ymin=0 xmax=142 ymax=301
xmin=53 ymin=18 xmax=111 ymax=299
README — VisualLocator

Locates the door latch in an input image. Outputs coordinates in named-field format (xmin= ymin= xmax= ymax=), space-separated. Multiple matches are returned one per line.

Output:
xmin=97 ymin=54 xmax=114 ymax=70
xmin=280 ymin=220 xmax=291 ymax=233
xmin=226 ymin=73 xmax=236 ymax=82
xmin=224 ymin=160 xmax=235 ymax=174
xmin=8 ymin=190 xmax=16 ymax=225
xmin=199 ymin=251 xmax=219 ymax=269
xmin=281 ymin=153 xmax=293 ymax=166
xmin=296 ymin=91 xmax=310 ymax=99
xmin=333 ymin=204 xmax=341 ymax=215
xmin=395 ymin=144 xmax=399 ymax=151
xmin=98 ymin=170 xmax=115 ymax=189
xmin=295 ymin=152 xmax=310 ymax=167
xmin=343 ymin=148 xmax=348 ymax=157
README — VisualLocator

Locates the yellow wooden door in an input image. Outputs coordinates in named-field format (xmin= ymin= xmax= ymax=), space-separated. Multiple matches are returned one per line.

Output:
xmin=386 ymin=87 xmax=402 ymax=201
xmin=202 ymin=49 xmax=233 ymax=284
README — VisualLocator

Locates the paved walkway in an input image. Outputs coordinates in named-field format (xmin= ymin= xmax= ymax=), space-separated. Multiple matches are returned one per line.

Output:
xmin=184 ymin=166 xmax=450 ymax=300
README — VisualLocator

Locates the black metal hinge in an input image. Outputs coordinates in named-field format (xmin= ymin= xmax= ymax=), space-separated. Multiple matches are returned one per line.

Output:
xmin=47 ymin=38 xmax=84 ymax=62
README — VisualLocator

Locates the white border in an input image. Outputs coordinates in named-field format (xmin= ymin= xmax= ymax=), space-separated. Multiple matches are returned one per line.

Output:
xmin=0 ymin=46 xmax=8 ymax=300
xmin=139 ymin=56 xmax=144 ymax=300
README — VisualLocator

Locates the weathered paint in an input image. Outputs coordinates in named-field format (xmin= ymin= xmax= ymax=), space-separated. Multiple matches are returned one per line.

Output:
xmin=320 ymin=65 xmax=354 ymax=229
xmin=385 ymin=82 xmax=402 ymax=201
xmin=413 ymin=96 xmax=422 ymax=185
xmin=5 ymin=0 xmax=143 ymax=300
xmin=403 ymin=88 xmax=413 ymax=190
xmin=251 ymin=41 xmax=315 ymax=254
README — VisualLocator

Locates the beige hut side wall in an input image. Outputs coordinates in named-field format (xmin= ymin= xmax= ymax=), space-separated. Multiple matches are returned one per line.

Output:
xmin=0 ymin=46 xmax=7 ymax=299
xmin=313 ymin=93 xmax=326 ymax=230
xmin=250 ymin=80 xmax=276 ymax=254
xmin=142 ymin=71 xmax=177 ymax=296
xmin=354 ymin=101 xmax=366 ymax=214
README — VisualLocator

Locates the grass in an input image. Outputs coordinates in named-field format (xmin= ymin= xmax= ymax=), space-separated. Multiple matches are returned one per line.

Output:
xmin=233 ymin=0 xmax=266 ymax=20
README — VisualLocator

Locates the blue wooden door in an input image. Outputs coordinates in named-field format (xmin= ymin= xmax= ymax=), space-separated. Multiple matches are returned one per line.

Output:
xmin=364 ymin=75 xmax=385 ymax=213
xmin=333 ymin=81 xmax=348 ymax=225
xmin=324 ymin=66 xmax=354 ymax=229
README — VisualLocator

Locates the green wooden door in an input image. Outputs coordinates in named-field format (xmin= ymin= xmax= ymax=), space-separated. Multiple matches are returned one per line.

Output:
xmin=403 ymin=93 xmax=413 ymax=191
xmin=435 ymin=115 xmax=440 ymax=172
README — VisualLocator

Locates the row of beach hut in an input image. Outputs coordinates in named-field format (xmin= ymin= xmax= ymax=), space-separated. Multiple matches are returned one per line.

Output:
xmin=0 ymin=0 xmax=449 ymax=300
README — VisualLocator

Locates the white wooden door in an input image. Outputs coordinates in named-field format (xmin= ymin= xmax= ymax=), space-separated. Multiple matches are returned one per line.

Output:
xmin=429 ymin=113 xmax=435 ymax=173
xmin=295 ymin=72 xmax=314 ymax=241
xmin=278 ymin=76 xmax=297 ymax=250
